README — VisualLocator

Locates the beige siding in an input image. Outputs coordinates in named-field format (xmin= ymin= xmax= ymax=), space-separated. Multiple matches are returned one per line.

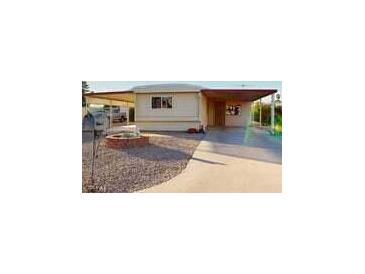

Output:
xmin=135 ymin=93 xmax=199 ymax=122
xmin=136 ymin=121 xmax=200 ymax=131
xmin=225 ymin=101 xmax=252 ymax=127
xmin=135 ymin=92 xmax=200 ymax=131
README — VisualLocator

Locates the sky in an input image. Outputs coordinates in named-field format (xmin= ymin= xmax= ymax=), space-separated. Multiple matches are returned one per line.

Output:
xmin=87 ymin=81 xmax=282 ymax=102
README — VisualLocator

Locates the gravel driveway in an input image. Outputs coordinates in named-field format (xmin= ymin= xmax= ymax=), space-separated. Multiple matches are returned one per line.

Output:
xmin=82 ymin=132 xmax=204 ymax=193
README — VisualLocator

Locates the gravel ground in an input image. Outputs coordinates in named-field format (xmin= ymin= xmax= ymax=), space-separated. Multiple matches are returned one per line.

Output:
xmin=82 ymin=131 xmax=204 ymax=193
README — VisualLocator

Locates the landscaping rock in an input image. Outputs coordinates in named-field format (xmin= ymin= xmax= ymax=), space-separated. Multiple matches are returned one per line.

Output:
xmin=82 ymin=132 xmax=204 ymax=193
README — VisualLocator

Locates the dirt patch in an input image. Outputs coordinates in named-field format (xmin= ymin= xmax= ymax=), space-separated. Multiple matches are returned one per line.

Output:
xmin=82 ymin=131 xmax=204 ymax=193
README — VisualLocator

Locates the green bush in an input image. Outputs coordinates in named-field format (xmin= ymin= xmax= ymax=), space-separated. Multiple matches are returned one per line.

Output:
xmin=252 ymin=103 xmax=282 ymax=127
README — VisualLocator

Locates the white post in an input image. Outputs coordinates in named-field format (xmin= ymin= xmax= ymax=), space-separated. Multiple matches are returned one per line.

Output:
xmin=126 ymin=104 xmax=129 ymax=125
xmin=271 ymin=94 xmax=275 ymax=132
xmin=109 ymin=101 xmax=113 ymax=129
xmin=259 ymin=98 xmax=262 ymax=126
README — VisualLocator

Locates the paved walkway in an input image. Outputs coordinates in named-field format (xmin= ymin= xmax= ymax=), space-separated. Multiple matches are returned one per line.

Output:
xmin=142 ymin=127 xmax=282 ymax=193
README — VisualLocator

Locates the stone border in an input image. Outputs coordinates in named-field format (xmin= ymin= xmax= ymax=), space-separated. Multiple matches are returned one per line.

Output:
xmin=105 ymin=135 xmax=149 ymax=149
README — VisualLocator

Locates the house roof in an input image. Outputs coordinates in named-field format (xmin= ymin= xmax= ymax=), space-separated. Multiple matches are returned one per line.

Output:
xmin=132 ymin=83 xmax=203 ymax=93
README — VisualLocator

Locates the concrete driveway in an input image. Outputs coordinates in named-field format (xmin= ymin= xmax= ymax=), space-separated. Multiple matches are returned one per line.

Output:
xmin=142 ymin=127 xmax=282 ymax=193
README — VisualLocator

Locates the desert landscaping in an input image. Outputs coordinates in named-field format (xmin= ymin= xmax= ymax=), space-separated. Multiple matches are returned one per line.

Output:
xmin=82 ymin=131 xmax=204 ymax=192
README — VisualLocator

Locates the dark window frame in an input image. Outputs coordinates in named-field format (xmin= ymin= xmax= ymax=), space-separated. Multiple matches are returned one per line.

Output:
xmin=151 ymin=97 xmax=162 ymax=109
xmin=151 ymin=96 xmax=173 ymax=109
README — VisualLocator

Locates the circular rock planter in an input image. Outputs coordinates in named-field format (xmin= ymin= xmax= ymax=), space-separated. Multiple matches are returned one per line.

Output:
xmin=105 ymin=133 xmax=149 ymax=149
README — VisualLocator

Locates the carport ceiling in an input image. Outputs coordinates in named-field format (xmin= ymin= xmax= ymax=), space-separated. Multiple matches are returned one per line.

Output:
xmin=85 ymin=91 xmax=134 ymax=103
xmin=201 ymin=89 xmax=277 ymax=102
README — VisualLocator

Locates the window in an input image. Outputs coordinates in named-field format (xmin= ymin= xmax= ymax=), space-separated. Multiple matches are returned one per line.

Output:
xmin=162 ymin=97 xmax=172 ymax=108
xmin=152 ymin=97 xmax=161 ymax=109
xmin=152 ymin=96 xmax=172 ymax=109
xmin=226 ymin=105 xmax=241 ymax=116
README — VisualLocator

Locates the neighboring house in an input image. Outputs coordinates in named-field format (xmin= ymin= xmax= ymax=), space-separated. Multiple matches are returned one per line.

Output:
xmin=84 ymin=83 xmax=277 ymax=131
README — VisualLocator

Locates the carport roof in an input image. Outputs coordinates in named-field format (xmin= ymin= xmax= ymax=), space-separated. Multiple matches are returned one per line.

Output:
xmin=84 ymin=86 xmax=277 ymax=103
xmin=201 ymin=88 xmax=277 ymax=101
xmin=84 ymin=90 xmax=134 ymax=103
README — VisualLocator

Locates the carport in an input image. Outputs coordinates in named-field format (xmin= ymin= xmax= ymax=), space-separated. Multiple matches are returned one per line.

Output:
xmin=84 ymin=91 xmax=135 ymax=128
xmin=201 ymin=88 xmax=277 ymax=130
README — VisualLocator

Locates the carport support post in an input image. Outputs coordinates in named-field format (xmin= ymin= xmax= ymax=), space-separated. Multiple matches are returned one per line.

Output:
xmin=259 ymin=98 xmax=262 ymax=126
xmin=251 ymin=102 xmax=254 ymax=124
xmin=109 ymin=101 xmax=113 ymax=129
xmin=126 ymin=103 xmax=129 ymax=125
xmin=271 ymin=94 xmax=275 ymax=133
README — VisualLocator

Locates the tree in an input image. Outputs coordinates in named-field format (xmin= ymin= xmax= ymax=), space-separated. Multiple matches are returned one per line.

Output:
xmin=82 ymin=81 xmax=89 ymax=107
xmin=252 ymin=102 xmax=282 ymax=127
